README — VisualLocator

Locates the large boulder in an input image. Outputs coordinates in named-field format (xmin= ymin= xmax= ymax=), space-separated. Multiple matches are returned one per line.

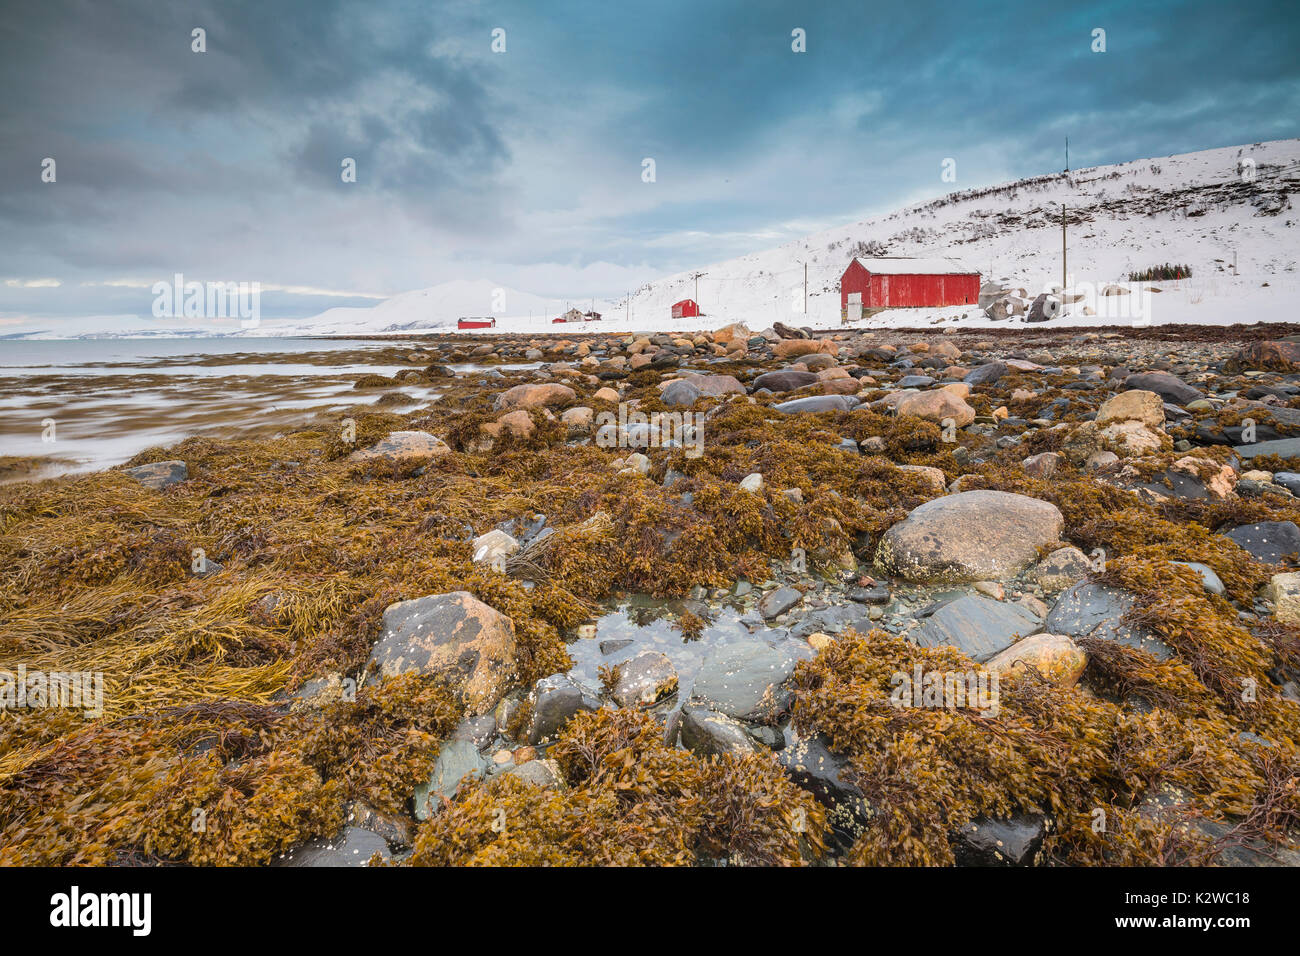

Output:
xmin=894 ymin=390 xmax=976 ymax=427
xmin=875 ymin=490 xmax=1065 ymax=583
xmin=753 ymin=370 xmax=820 ymax=393
xmin=1123 ymin=372 xmax=1202 ymax=406
xmin=366 ymin=591 xmax=518 ymax=715
xmin=913 ymin=594 xmax=1041 ymax=663
xmin=1096 ymin=389 xmax=1164 ymax=429
xmin=348 ymin=431 xmax=450 ymax=464
xmin=494 ymin=383 xmax=576 ymax=411
xmin=1224 ymin=340 xmax=1300 ymax=373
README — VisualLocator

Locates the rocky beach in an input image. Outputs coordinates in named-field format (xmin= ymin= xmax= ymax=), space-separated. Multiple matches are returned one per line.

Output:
xmin=3 ymin=320 xmax=1300 ymax=867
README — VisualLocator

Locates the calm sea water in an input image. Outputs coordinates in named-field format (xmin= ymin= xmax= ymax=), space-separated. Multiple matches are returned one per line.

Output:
xmin=0 ymin=338 xmax=443 ymax=479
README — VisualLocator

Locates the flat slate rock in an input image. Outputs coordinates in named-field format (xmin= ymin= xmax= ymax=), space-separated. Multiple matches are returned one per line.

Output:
xmin=758 ymin=585 xmax=804 ymax=620
xmin=1044 ymin=581 xmax=1174 ymax=660
xmin=1233 ymin=437 xmax=1300 ymax=461
xmin=273 ymin=827 xmax=391 ymax=868
xmin=912 ymin=593 xmax=1041 ymax=663
xmin=1223 ymin=521 xmax=1300 ymax=565
xmin=122 ymin=460 xmax=188 ymax=490
xmin=690 ymin=638 xmax=801 ymax=723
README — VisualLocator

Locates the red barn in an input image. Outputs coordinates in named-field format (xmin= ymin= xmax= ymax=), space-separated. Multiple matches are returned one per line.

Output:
xmin=671 ymin=298 xmax=699 ymax=318
xmin=840 ymin=257 xmax=980 ymax=313
xmin=457 ymin=317 xmax=496 ymax=329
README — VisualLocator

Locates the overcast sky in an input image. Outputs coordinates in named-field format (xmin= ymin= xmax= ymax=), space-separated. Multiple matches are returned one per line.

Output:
xmin=2 ymin=0 xmax=1299 ymax=333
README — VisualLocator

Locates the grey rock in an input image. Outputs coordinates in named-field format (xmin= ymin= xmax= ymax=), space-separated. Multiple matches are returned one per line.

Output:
xmin=414 ymin=739 xmax=486 ymax=820
xmin=1044 ymin=581 xmax=1174 ymax=660
xmin=274 ymin=827 xmax=390 ymax=867
xmin=122 ymin=459 xmax=188 ymax=490
xmin=913 ymin=593 xmax=1041 ymax=663
xmin=759 ymin=586 xmax=803 ymax=620
xmin=691 ymin=638 xmax=799 ymax=723
xmin=678 ymin=703 xmax=761 ymax=757
xmin=527 ymin=674 xmax=599 ymax=744
xmin=1223 ymin=521 xmax=1300 ymax=565
xmin=772 ymin=395 xmax=858 ymax=414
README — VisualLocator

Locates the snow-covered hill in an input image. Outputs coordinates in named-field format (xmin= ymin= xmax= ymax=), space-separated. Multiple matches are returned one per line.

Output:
xmin=265 ymin=139 xmax=1297 ymax=337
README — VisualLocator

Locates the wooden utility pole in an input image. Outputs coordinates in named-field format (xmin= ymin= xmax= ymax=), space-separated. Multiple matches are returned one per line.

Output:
xmin=803 ymin=262 xmax=808 ymax=315
xmin=1065 ymin=137 xmax=1069 ymax=173
xmin=690 ymin=271 xmax=706 ymax=305
xmin=1061 ymin=203 xmax=1067 ymax=297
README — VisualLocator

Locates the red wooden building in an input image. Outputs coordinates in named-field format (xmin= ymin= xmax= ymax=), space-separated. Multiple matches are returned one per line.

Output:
xmin=671 ymin=298 xmax=700 ymax=319
xmin=840 ymin=257 xmax=980 ymax=313
xmin=457 ymin=317 xmax=496 ymax=329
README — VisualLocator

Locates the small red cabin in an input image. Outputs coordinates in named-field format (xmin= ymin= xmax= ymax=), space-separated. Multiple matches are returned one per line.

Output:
xmin=840 ymin=257 xmax=979 ymax=313
xmin=457 ymin=317 xmax=496 ymax=329
xmin=672 ymin=298 xmax=700 ymax=318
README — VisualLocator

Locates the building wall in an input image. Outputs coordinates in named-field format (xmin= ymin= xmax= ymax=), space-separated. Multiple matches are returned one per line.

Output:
xmin=840 ymin=262 xmax=979 ymax=310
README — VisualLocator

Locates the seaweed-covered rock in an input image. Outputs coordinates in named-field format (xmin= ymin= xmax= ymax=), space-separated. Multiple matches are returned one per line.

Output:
xmin=875 ymin=490 xmax=1064 ymax=583
xmin=1044 ymin=582 xmax=1174 ymax=660
xmin=526 ymin=674 xmax=600 ymax=744
xmin=953 ymin=815 xmax=1046 ymax=866
xmin=611 ymin=650 xmax=679 ymax=707
xmin=122 ymin=459 xmax=188 ymax=489
xmin=366 ymin=591 xmax=518 ymax=715
xmin=678 ymin=703 xmax=761 ymax=757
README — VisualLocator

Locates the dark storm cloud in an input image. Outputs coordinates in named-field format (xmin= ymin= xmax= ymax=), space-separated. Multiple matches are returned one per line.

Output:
xmin=1 ymin=0 xmax=1298 ymax=331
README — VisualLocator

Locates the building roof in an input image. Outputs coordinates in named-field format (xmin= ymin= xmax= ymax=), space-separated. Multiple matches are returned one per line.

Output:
xmin=852 ymin=256 xmax=978 ymax=276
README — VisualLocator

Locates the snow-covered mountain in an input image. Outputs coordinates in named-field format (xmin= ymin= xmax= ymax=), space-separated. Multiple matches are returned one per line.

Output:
xmin=26 ymin=139 xmax=1298 ymax=340
xmin=241 ymin=279 xmax=575 ymax=337
xmin=270 ymin=139 xmax=1298 ymax=336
